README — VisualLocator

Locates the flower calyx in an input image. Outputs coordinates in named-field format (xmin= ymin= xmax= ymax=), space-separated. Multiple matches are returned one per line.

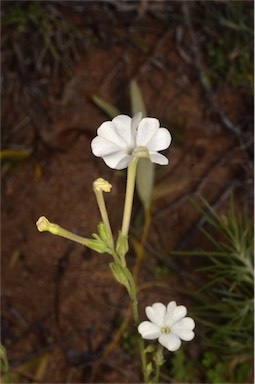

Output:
xmin=116 ymin=231 xmax=129 ymax=265
xmin=133 ymin=146 xmax=150 ymax=160
xmin=88 ymin=222 xmax=114 ymax=254
xmin=109 ymin=262 xmax=132 ymax=295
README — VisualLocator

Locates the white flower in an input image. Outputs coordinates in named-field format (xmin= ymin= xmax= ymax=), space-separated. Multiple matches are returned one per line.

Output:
xmin=91 ymin=113 xmax=171 ymax=170
xmin=138 ymin=301 xmax=195 ymax=352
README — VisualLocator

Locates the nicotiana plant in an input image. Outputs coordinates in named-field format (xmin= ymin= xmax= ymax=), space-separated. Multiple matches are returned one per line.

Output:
xmin=36 ymin=112 xmax=195 ymax=383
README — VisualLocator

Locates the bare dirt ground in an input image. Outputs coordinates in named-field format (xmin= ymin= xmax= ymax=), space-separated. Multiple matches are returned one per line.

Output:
xmin=1 ymin=1 xmax=253 ymax=383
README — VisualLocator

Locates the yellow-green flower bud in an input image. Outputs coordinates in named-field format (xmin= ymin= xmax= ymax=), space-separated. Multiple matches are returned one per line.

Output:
xmin=93 ymin=178 xmax=112 ymax=193
xmin=36 ymin=216 xmax=97 ymax=248
xmin=36 ymin=216 xmax=60 ymax=235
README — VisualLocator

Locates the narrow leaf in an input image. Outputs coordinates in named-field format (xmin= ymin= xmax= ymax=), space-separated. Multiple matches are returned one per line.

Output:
xmin=91 ymin=95 xmax=120 ymax=119
xmin=129 ymin=80 xmax=155 ymax=209
xmin=130 ymin=80 xmax=147 ymax=117
xmin=136 ymin=158 xmax=154 ymax=210
xmin=0 ymin=148 xmax=32 ymax=160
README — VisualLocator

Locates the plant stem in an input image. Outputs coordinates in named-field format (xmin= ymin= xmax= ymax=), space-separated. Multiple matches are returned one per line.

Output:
xmin=154 ymin=363 xmax=160 ymax=384
xmin=121 ymin=158 xmax=138 ymax=237
xmin=130 ymin=279 xmax=149 ymax=383
xmin=153 ymin=344 xmax=164 ymax=384
xmin=119 ymin=157 xmax=151 ymax=381
xmin=94 ymin=188 xmax=114 ymax=247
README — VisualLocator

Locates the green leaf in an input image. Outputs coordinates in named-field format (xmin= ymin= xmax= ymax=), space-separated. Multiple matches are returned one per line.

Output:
xmin=91 ymin=95 xmax=120 ymax=119
xmin=0 ymin=344 xmax=9 ymax=374
xmin=136 ymin=158 xmax=154 ymax=210
xmin=0 ymin=148 xmax=32 ymax=160
xmin=129 ymin=80 xmax=155 ymax=210
xmin=129 ymin=80 xmax=147 ymax=117
xmin=34 ymin=354 xmax=49 ymax=382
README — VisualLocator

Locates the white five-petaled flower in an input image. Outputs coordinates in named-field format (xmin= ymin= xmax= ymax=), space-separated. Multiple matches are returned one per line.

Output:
xmin=91 ymin=113 xmax=171 ymax=170
xmin=138 ymin=301 xmax=195 ymax=352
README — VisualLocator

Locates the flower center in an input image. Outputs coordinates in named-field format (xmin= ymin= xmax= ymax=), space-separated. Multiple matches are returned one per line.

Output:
xmin=161 ymin=326 xmax=170 ymax=334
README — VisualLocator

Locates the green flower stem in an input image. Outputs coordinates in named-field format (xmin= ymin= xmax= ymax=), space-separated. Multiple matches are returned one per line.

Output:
xmin=121 ymin=158 xmax=139 ymax=237
xmin=154 ymin=363 xmax=160 ymax=384
xmin=153 ymin=344 xmax=164 ymax=384
xmin=94 ymin=188 xmax=114 ymax=247
xmin=53 ymin=227 xmax=88 ymax=245
xmin=119 ymin=156 xmax=151 ymax=382
xmin=128 ymin=274 xmax=149 ymax=383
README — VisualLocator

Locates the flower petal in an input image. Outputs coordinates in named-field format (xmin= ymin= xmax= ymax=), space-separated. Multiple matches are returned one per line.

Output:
xmin=102 ymin=151 xmax=133 ymax=170
xmin=172 ymin=329 xmax=195 ymax=341
xmin=97 ymin=121 xmax=128 ymax=149
xmin=171 ymin=317 xmax=195 ymax=341
xmin=115 ymin=154 xmax=134 ymax=170
xmin=131 ymin=112 xmax=143 ymax=136
xmin=159 ymin=333 xmax=181 ymax=352
xmin=112 ymin=115 xmax=133 ymax=148
xmin=146 ymin=128 xmax=171 ymax=151
xmin=136 ymin=118 xmax=160 ymax=146
xmin=165 ymin=301 xmax=177 ymax=326
xmin=145 ymin=303 xmax=166 ymax=327
xmin=91 ymin=136 xmax=121 ymax=157
xmin=138 ymin=321 xmax=161 ymax=340
xmin=149 ymin=151 xmax=169 ymax=165
xmin=173 ymin=305 xmax=187 ymax=323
